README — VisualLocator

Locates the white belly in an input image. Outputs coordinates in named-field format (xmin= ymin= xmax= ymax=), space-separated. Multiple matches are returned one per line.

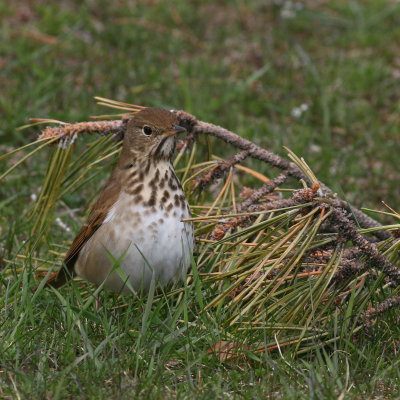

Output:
xmin=74 ymin=191 xmax=194 ymax=294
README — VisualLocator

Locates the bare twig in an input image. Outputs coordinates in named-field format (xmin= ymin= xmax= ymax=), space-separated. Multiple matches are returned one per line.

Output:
xmin=196 ymin=150 xmax=249 ymax=190
xmin=328 ymin=207 xmax=400 ymax=285
xmin=187 ymin=118 xmax=304 ymax=180
xmin=330 ymin=197 xmax=390 ymax=241
xmin=176 ymin=133 xmax=195 ymax=152
xmin=238 ymin=171 xmax=288 ymax=212
xmin=332 ymin=259 xmax=369 ymax=283
xmin=38 ymin=119 xmax=126 ymax=141
xmin=359 ymin=294 xmax=400 ymax=328
xmin=211 ymin=198 xmax=301 ymax=240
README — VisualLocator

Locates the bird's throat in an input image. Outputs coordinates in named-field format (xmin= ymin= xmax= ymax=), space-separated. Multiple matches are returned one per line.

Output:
xmin=120 ymin=159 xmax=188 ymax=214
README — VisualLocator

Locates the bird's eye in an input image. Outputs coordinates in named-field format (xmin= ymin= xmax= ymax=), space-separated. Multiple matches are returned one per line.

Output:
xmin=142 ymin=126 xmax=153 ymax=136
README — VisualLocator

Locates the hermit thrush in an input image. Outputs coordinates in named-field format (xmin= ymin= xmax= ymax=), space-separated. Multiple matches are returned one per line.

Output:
xmin=48 ymin=108 xmax=194 ymax=294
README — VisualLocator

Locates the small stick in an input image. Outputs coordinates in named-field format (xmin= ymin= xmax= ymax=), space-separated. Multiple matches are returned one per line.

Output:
xmin=328 ymin=207 xmax=400 ymax=285
xmin=38 ymin=119 xmax=126 ymax=141
xmin=196 ymin=150 xmax=249 ymax=190
xmin=211 ymin=198 xmax=300 ymax=240
xmin=359 ymin=294 xmax=400 ymax=328
xmin=238 ymin=171 xmax=289 ymax=212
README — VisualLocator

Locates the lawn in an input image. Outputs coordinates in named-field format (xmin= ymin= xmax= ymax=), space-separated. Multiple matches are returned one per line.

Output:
xmin=1 ymin=1 xmax=400 ymax=398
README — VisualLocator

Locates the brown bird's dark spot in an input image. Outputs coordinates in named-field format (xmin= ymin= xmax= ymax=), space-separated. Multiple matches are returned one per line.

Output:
xmin=144 ymin=160 xmax=151 ymax=174
xmin=130 ymin=211 xmax=142 ymax=222
xmin=129 ymin=178 xmax=139 ymax=186
xmin=129 ymin=171 xmax=145 ymax=186
xmin=153 ymin=136 xmax=169 ymax=159
xmin=166 ymin=203 xmax=174 ymax=212
xmin=159 ymin=218 xmax=164 ymax=224
xmin=169 ymin=177 xmax=178 ymax=191
xmin=159 ymin=178 xmax=165 ymax=189
xmin=129 ymin=183 xmax=144 ymax=195
xmin=169 ymin=167 xmax=183 ymax=189
xmin=134 ymin=194 xmax=143 ymax=204
xmin=149 ymin=169 xmax=160 ymax=190
xmin=163 ymin=190 xmax=170 ymax=199
xmin=148 ymin=221 xmax=158 ymax=234
xmin=146 ymin=186 xmax=157 ymax=207
xmin=147 ymin=195 xmax=156 ymax=207
xmin=174 ymin=194 xmax=180 ymax=207
xmin=179 ymin=194 xmax=186 ymax=210
xmin=160 ymin=195 xmax=168 ymax=204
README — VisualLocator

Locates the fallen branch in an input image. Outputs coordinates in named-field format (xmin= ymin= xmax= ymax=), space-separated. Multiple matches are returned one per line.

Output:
xmin=195 ymin=150 xmax=249 ymax=190
xmin=34 ymin=110 xmax=390 ymax=240
xmin=329 ymin=207 xmax=400 ymax=286
xmin=38 ymin=119 xmax=127 ymax=141
xmin=238 ymin=171 xmax=289 ymax=212
xmin=175 ymin=111 xmax=391 ymax=240
xmin=359 ymin=294 xmax=400 ymax=328
xmin=211 ymin=198 xmax=300 ymax=240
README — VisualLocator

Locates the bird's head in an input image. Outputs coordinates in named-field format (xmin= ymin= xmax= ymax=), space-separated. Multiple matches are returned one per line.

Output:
xmin=122 ymin=108 xmax=186 ymax=162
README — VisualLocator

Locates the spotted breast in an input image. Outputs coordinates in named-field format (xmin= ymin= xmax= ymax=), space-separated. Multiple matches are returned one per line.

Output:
xmin=48 ymin=108 xmax=194 ymax=293
xmin=74 ymin=160 xmax=194 ymax=294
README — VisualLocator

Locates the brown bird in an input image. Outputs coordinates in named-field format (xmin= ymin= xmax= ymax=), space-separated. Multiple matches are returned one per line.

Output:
xmin=48 ymin=108 xmax=194 ymax=294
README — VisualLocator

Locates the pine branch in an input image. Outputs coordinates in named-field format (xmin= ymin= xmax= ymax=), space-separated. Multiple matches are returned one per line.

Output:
xmin=359 ymin=294 xmax=400 ymax=328
xmin=238 ymin=171 xmax=289 ymax=212
xmin=195 ymin=150 xmax=249 ymax=190
xmin=328 ymin=207 xmax=400 ymax=285
xmin=34 ymin=110 xmax=391 ymax=240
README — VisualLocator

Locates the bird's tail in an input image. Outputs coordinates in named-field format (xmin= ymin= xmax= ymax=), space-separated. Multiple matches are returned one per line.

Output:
xmin=35 ymin=262 xmax=75 ymax=289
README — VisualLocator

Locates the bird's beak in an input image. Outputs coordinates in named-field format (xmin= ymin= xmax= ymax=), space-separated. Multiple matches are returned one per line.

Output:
xmin=162 ymin=125 xmax=187 ymax=136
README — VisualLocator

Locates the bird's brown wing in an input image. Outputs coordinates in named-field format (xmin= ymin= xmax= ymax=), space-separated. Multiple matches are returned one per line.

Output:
xmin=47 ymin=172 xmax=121 ymax=288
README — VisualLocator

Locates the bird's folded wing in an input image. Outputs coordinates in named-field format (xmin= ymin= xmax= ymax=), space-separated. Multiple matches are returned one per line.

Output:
xmin=47 ymin=174 xmax=121 ymax=288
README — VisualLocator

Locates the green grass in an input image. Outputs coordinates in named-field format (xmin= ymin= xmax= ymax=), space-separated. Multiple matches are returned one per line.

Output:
xmin=1 ymin=1 xmax=400 ymax=398
xmin=1 ymin=261 xmax=400 ymax=399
